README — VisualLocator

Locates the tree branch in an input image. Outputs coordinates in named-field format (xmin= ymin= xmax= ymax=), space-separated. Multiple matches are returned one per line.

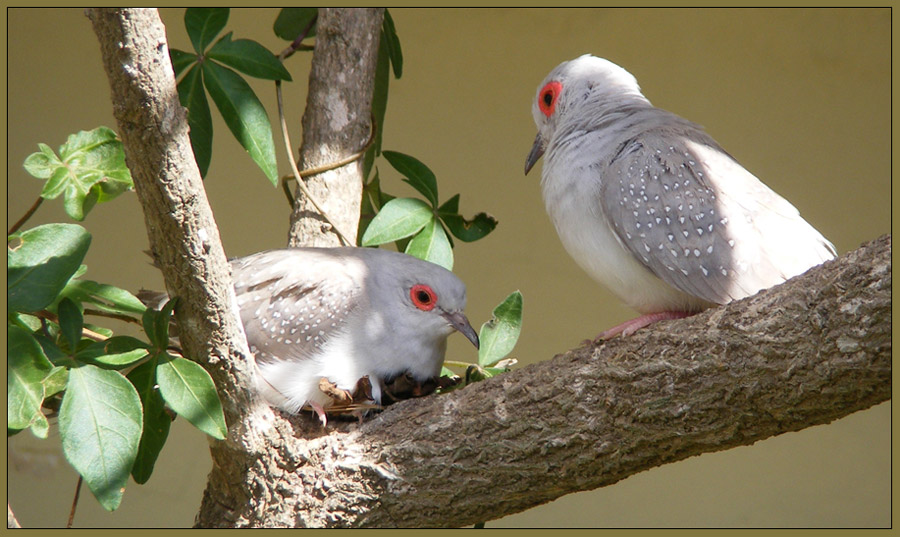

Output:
xmin=86 ymin=7 xmax=271 ymax=444
xmin=202 ymin=234 xmax=890 ymax=527
xmin=287 ymin=7 xmax=384 ymax=247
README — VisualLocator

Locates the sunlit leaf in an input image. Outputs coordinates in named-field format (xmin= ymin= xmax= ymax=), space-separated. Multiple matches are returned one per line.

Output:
xmin=156 ymin=354 xmax=226 ymax=440
xmin=405 ymin=218 xmax=453 ymax=270
xmin=360 ymin=197 xmax=433 ymax=246
xmin=478 ymin=291 xmax=523 ymax=367
xmin=59 ymin=365 xmax=142 ymax=511
xmin=8 ymin=223 xmax=91 ymax=313
xmin=22 ymin=128 xmax=133 ymax=221
xmin=202 ymin=60 xmax=278 ymax=185
xmin=7 ymin=325 xmax=54 ymax=436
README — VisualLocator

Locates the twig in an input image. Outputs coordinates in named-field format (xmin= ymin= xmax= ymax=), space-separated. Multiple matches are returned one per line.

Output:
xmin=83 ymin=308 xmax=143 ymax=327
xmin=8 ymin=196 xmax=43 ymax=235
xmin=34 ymin=310 xmax=109 ymax=342
xmin=66 ymin=476 xmax=82 ymax=528
xmin=278 ymin=13 xmax=317 ymax=62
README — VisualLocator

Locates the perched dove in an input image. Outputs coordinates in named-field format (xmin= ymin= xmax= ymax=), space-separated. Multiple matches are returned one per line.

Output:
xmin=525 ymin=55 xmax=836 ymax=337
xmin=231 ymin=247 xmax=479 ymax=423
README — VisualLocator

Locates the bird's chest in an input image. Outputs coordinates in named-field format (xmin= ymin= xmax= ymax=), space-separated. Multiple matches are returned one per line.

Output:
xmin=540 ymin=143 xmax=695 ymax=312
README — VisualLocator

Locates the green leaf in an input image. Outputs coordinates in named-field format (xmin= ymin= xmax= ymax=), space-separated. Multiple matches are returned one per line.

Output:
xmin=7 ymin=325 xmax=54 ymax=436
xmin=202 ymin=60 xmax=278 ymax=185
xmin=437 ymin=194 xmax=498 ymax=243
xmin=364 ymin=30 xmax=391 ymax=179
xmin=208 ymin=32 xmax=291 ymax=81
xmin=59 ymin=365 xmax=143 ymax=511
xmin=23 ymin=127 xmax=133 ymax=221
xmin=176 ymin=64 xmax=213 ymax=178
xmin=127 ymin=358 xmax=171 ymax=484
xmin=383 ymin=151 xmax=439 ymax=207
xmin=57 ymin=297 xmax=84 ymax=351
xmin=22 ymin=143 xmax=62 ymax=180
xmin=478 ymin=291 xmax=524 ymax=367
xmin=382 ymin=9 xmax=403 ymax=78
xmin=184 ymin=8 xmax=229 ymax=54
xmin=142 ymin=299 xmax=177 ymax=350
xmin=437 ymin=193 xmax=459 ymax=215
xmin=273 ymin=7 xmax=318 ymax=40
xmin=169 ymin=48 xmax=197 ymax=78
xmin=8 ymin=223 xmax=92 ymax=313
xmin=360 ymin=197 xmax=433 ymax=246
xmin=441 ymin=211 xmax=498 ymax=243
xmin=156 ymin=355 xmax=226 ymax=440
xmin=60 ymin=278 xmax=147 ymax=317
xmin=405 ymin=218 xmax=454 ymax=270
xmin=42 ymin=365 xmax=69 ymax=399
xmin=76 ymin=339 xmax=150 ymax=369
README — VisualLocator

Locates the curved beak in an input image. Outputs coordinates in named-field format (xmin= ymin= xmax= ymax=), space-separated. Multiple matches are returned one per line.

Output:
xmin=524 ymin=132 xmax=545 ymax=175
xmin=441 ymin=310 xmax=480 ymax=349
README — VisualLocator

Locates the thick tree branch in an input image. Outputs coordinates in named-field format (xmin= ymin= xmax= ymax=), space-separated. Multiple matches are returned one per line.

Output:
xmin=287 ymin=7 xmax=383 ymax=247
xmin=200 ymin=234 xmax=889 ymax=527
xmin=86 ymin=8 xmax=271 ymax=438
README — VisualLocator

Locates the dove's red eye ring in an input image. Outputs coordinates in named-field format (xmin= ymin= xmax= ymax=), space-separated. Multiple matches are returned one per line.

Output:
xmin=410 ymin=284 xmax=437 ymax=311
xmin=538 ymin=81 xmax=562 ymax=117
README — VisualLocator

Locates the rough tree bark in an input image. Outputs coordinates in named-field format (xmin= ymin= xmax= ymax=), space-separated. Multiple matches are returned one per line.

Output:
xmin=87 ymin=9 xmax=280 ymax=524
xmin=86 ymin=8 xmax=266 ymax=428
xmin=287 ymin=8 xmax=383 ymax=247
xmin=88 ymin=8 xmax=891 ymax=529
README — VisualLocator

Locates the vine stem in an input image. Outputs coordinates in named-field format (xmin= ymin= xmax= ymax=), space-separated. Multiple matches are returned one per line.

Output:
xmin=8 ymin=196 xmax=43 ymax=235
xmin=275 ymin=80 xmax=355 ymax=246
xmin=274 ymin=12 xmax=378 ymax=247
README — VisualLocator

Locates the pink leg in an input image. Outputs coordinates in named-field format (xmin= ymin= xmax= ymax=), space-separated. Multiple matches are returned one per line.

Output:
xmin=596 ymin=311 xmax=696 ymax=341
xmin=309 ymin=401 xmax=328 ymax=427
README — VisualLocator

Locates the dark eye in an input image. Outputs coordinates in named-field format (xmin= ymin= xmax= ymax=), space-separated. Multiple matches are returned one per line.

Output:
xmin=538 ymin=81 xmax=562 ymax=118
xmin=542 ymin=91 xmax=553 ymax=107
xmin=410 ymin=284 xmax=437 ymax=311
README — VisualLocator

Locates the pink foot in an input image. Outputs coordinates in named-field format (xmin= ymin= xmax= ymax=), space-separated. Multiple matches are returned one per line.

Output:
xmin=596 ymin=311 xmax=696 ymax=341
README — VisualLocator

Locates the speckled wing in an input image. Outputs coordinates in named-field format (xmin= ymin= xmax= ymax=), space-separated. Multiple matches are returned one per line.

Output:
xmin=230 ymin=249 xmax=362 ymax=365
xmin=599 ymin=125 xmax=813 ymax=305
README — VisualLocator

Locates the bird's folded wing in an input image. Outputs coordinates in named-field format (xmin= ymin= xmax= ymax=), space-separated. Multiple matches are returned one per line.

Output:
xmin=600 ymin=131 xmax=789 ymax=304
xmin=231 ymin=250 xmax=363 ymax=364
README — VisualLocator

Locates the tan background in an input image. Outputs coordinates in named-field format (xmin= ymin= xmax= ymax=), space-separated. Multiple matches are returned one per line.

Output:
xmin=6 ymin=8 xmax=891 ymax=528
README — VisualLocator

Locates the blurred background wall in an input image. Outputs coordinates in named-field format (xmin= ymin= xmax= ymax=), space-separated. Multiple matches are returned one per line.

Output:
xmin=6 ymin=8 xmax=891 ymax=528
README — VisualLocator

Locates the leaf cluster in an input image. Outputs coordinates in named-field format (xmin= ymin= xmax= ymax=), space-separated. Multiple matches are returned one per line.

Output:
xmin=171 ymin=8 xmax=290 ymax=184
xmin=10 ymin=132 xmax=226 ymax=514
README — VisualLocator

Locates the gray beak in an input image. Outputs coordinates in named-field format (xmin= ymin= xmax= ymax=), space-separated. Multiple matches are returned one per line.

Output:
xmin=441 ymin=310 xmax=480 ymax=349
xmin=524 ymin=132 xmax=545 ymax=175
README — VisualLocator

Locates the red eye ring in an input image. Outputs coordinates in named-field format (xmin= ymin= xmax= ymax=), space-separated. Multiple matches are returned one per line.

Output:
xmin=410 ymin=284 xmax=437 ymax=311
xmin=538 ymin=81 xmax=562 ymax=117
